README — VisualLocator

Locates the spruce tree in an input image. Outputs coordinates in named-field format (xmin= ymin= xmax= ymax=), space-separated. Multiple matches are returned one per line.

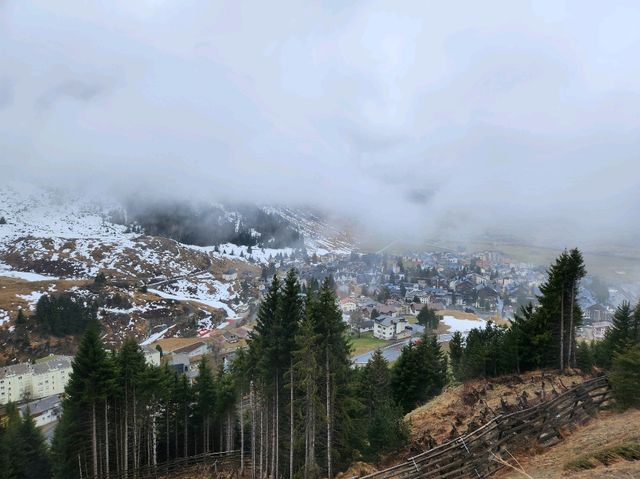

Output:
xmin=417 ymin=306 xmax=439 ymax=331
xmin=18 ymin=410 xmax=52 ymax=479
xmin=358 ymin=350 xmax=391 ymax=419
xmin=448 ymin=331 xmax=464 ymax=380
xmin=358 ymin=350 xmax=407 ymax=462
xmin=313 ymin=278 xmax=358 ymax=476
xmin=391 ymin=334 xmax=448 ymax=413
xmin=366 ymin=400 xmax=407 ymax=463
xmin=605 ymin=301 xmax=635 ymax=361
xmin=277 ymin=270 xmax=302 ymax=479
xmin=116 ymin=338 xmax=148 ymax=473
xmin=575 ymin=341 xmax=594 ymax=372
xmin=1 ymin=404 xmax=23 ymax=479
xmin=293 ymin=300 xmax=322 ymax=479
xmin=610 ymin=345 xmax=640 ymax=409
xmin=632 ymin=301 xmax=640 ymax=344
xmin=52 ymin=322 xmax=112 ymax=479
xmin=193 ymin=359 xmax=217 ymax=453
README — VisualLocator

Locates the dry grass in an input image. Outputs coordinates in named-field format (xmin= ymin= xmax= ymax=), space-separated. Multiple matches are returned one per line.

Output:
xmin=0 ymin=277 xmax=90 ymax=319
xmin=437 ymin=310 xmax=478 ymax=320
xmin=406 ymin=371 xmax=593 ymax=447
xmin=153 ymin=337 xmax=209 ymax=353
xmin=336 ymin=461 xmax=378 ymax=479
xmin=497 ymin=409 xmax=640 ymax=479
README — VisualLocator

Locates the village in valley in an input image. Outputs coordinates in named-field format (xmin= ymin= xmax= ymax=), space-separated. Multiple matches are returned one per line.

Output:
xmin=3 ymin=240 xmax=632 ymax=440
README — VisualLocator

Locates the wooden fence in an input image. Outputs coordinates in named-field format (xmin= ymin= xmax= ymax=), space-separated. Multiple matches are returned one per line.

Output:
xmin=100 ymin=449 xmax=244 ymax=479
xmin=359 ymin=375 xmax=612 ymax=479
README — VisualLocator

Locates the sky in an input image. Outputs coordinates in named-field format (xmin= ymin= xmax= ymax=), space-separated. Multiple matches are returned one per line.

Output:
xmin=1 ymin=1 xmax=639 ymax=247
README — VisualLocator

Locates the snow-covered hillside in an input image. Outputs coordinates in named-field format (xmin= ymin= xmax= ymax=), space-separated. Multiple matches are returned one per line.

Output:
xmin=264 ymin=207 xmax=353 ymax=255
xmin=0 ymin=182 xmax=352 ymax=279
xmin=0 ymin=182 xmax=352 ymax=351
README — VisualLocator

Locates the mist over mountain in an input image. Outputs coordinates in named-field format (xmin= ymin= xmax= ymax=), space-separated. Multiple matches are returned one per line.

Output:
xmin=2 ymin=1 xmax=640 ymax=248
xmin=120 ymin=200 xmax=305 ymax=249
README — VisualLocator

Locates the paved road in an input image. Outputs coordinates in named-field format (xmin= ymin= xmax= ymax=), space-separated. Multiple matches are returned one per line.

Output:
xmin=352 ymin=333 xmax=453 ymax=365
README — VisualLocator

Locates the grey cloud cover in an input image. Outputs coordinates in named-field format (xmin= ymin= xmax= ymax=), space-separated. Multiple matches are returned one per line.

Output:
xmin=1 ymin=0 xmax=639 ymax=246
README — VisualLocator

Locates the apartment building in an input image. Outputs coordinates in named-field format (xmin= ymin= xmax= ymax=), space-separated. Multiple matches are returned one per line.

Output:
xmin=0 ymin=355 xmax=73 ymax=405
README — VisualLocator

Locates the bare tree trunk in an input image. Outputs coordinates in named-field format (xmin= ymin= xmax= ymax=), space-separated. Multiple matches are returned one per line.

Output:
xmin=309 ymin=399 xmax=316 ymax=479
xmin=325 ymin=349 xmax=332 ymax=479
xmin=271 ymin=393 xmax=276 ymax=479
xmin=226 ymin=411 xmax=232 ymax=452
xmin=115 ymin=407 xmax=120 ymax=474
xmin=184 ymin=407 xmax=188 ymax=458
xmin=166 ymin=406 xmax=170 ymax=462
xmin=251 ymin=382 xmax=256 ymax=479
xmin=92 ymin=402 xmax=98 ymax=479
xmin=275 ymin=376 xmax=279 ymax=479
xmin=569 ymin=282 xmax=575 ymax=367
xmin=266 ymin=398 xmax=270 ymax=478
xmin=175 ymin=413 xmax=179 ymax=459
xmin=152 ymin=414 xmax=157 ymax=467
xmin=241 ymin=389 xmax=245 ymax=476
xmin=133 ymin=388 xmax=137 ymax=471
xmin=105 ymin=401 xmax=110 ymax=478
xmin=560 ymin=292 xmax=565 ymax=371
xmin=124 ymin=393 xmax=129 ymax=474
xmin=260 ymin=406 xmax=264 ymax=479
xmin=290 ymin=361 xmax=294 ymax=479
xmin=303 ymin=375 xmax=312 ymax=479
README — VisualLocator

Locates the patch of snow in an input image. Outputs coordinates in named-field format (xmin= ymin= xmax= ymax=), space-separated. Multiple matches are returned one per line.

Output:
xmin=0 ymin=309 xmax=9 ymax=326
xmin=140 ymin=324 xmax=175 ymax=346
xmin=198 ymin=315 xmax=214 ymax=330
xmin=148 ymin=284 xmax=237 ymax=318
xmin=440 ymin=315 xmax=488 ymax=334
xmin=0 ymin=261 xmax=59 ymax=281
xmin=17 ymin=291 xmax=47 ymax=311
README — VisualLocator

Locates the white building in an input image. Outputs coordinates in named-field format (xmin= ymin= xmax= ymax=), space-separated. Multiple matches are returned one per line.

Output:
xmin=339 ymin=298 xmax=357 ymax=313
xmin=0 ymin=363 xmax=32 ymax=404
xmin=18 ymin=395 xmax=62 ymax=428
xmin=0 ymin=356 xmax=73 ymax=405
xmin=373 ymin=316 xmax=408 ymax=340
xmin=141 ymin=345 xmax=161 ymax=367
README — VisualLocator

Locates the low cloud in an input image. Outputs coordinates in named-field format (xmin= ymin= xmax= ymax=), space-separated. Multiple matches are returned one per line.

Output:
xmin=1 ymin=1 xmax=639 ymax=247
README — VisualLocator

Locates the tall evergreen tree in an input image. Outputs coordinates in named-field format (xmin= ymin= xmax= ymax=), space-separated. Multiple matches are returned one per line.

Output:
xmin=448 ymin=331 xmax=464 ymax=380
xmin=293 ymin=299 xmax=322 ymax=479
xmin=52 ymin=322 xmax=112 ymax=479
xmin=193 ymin=359 xmax=217 ymax=453
xmin=357 ymin=350 xmax=407 ymax=462
xmin=601 ymin=302 xmax=636 ymax=368
xmin=278 ymin=270 xmax=302 ymax=479
xmin=391 ymin=334 xmax=447 ymax=413
xmin=313 ymin=278 xmax=357 ymax=477
xmin=17 ymin=410 xmax=52 ymax=479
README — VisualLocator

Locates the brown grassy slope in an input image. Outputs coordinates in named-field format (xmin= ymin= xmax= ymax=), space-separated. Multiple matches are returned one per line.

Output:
xmin=405 ymin=371 xmax=594 ymax=454
xmin=0 ymin=277 xmax=89 ymax=314
xmin=497 ymin=409 xmax=640 ymax=479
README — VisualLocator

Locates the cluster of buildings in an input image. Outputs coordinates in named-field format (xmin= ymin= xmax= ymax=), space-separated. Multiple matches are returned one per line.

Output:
xmin=256 ymin=247 xmax=634 ymax=344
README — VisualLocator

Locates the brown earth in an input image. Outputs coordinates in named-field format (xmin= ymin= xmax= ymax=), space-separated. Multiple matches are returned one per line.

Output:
xmin=497 ymin=409 xmax=640 ymax=478
xmin=404 ymin=371 xmax=596 ymax=457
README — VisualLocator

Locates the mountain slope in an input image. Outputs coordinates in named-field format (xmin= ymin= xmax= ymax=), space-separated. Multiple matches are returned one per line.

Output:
xmin=0 ymin=182 xmax=352 ymax=362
